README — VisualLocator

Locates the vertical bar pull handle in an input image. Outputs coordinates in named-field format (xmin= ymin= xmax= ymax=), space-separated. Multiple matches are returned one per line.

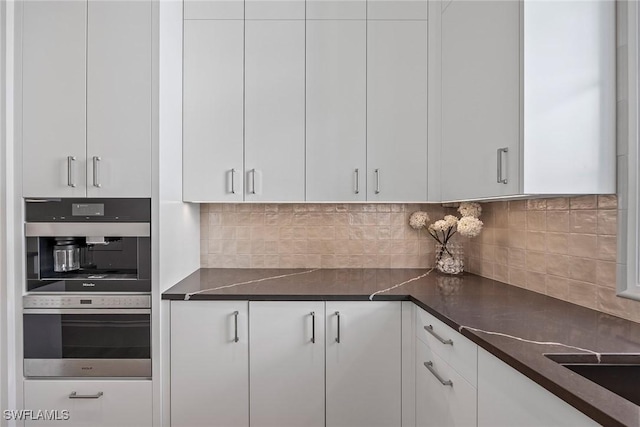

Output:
xmin=233 ymin=311 xmax=239 ymax=343
xmin=310 ymin=311 xmax=316 ymax=344
xmin=92 ymin=156 xmax=102 ymax=188
xmin=335 ymin=311 xmax=341 ymax=343
xmin=374 ymin=169 xmax=381 ymax=194
xmin=251 ymin=169 xmax=256 ymax=195
xmin=497 ymin=148 xmax=508 ymax=184
xmin=354 ymin=169 xmax=360 ymax=194
xmin=230 ymin=169 xmax=236 ymax=194
xmin=67 ymin=156 xmax=76 ymax=188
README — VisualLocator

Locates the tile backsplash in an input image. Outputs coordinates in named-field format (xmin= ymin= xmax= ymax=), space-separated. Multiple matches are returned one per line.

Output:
xmin=200 ymin=203 xmax=456 ymax=269
xmin=200 ymin=196 xmax=640 ymax=324
xmin=466 ymin=195 xmax=640 ymax=323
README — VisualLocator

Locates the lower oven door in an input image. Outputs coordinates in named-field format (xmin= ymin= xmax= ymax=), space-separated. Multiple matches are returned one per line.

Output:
xmin=23 ymin=308 xmax=151 ymax=378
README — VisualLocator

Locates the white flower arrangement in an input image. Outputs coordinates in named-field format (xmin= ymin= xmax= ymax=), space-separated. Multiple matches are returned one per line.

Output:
xmin=409 ymin=203 xmax=484 ymax=274
xmin=409 ymin=211 xmax=430 ymax=229
xmin=457 ymin=216 xmax=483 ymax=238
xmin=457 ymin=202 xmax=482 ymax=218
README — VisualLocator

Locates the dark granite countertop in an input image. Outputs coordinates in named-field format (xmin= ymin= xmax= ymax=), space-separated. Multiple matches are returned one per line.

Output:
xmin=163 ymin=268 xmax=640 ymax=427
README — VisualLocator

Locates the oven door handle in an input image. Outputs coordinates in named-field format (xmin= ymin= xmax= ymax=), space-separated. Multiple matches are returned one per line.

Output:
xmin=69 ymin=391 xmax=104 ymax=399
xmin=23 ymin=309 xmax=151 ymax=315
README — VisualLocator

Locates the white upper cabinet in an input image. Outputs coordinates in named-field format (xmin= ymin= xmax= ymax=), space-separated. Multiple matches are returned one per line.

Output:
xmin=306 ymin=20 xmax=367 ymax=202
xmin=367 ymin=0 xmax=427 ymax=20
xmin=307 ymin=0 xmax=366 ymax=20
xmin=86 ymin=0 xmax=152 ymax=198
xmin=440 ymin=0 xmax=519 ymax=201
xmin=22 ymin=0 xmax=87 ymax=198
xmin=441 ymin=0 xmax=615 ymax=201
xmin=183 ymin=20 xmax=244 ymax=202
xmin=245 ymin=0 xmax=304 ymax=19
xmin=184 ymin=0 xmax=244 ymax=19
xmin=182 ymin=0 xmax=431 ymax=202
xmin=367 ymin=20 xmax=428 ymax=202
xmin=244 ymin=20 xmax=306 ymax=201
xmin=22 ymin=0 xmax=152 ymax=198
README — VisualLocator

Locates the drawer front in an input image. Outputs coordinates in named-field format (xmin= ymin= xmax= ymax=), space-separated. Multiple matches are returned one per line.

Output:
xmin=416 ymin=340 xmax=477 ymax=427
xmin=416 ymin=307 xmax=477 ymax=387
xmin=23 ymin=380 xmax=152 ymax=427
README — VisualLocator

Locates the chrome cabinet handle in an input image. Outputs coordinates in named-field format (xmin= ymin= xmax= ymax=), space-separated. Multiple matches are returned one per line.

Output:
xmin=92 ymin=156 xmax=102 ymax=188
xmin=424 ymin=325 xmax=453 ymax=345
xmin=250 ymin=169 xmax=256 ymax=195
xmin=69 ymin=391 xmax=104 ymax=399
xmin=354 ymin=169 xmax=360 ymax=194
xmin=67 ymin=156 xmax=76 ymax=188
xmin=230 ymin=169 xmax=236 ymax=194
xmin=497 ymin=147 xmax=508 ymax=184
xmin=233 ymin=311 xmax=239 ymax=342
xmin=424 ymin=361 xmax=453 ymax=386
xmin=374 ymin=169 xmax=380 ymax=194
xmin=335 ymin=311 xmax=341 ymax=343
xmin=310 ymin=311 xmax=316 ymax=344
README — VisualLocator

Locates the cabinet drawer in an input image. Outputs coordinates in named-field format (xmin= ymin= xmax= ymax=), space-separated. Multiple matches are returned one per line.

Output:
xmin=416 ymin=340 xmax=477 ymax=427
xmin=23 ymin=380 xmax=151 ymax=427
xmin=416 ymin=308 xmax=477 ymax=387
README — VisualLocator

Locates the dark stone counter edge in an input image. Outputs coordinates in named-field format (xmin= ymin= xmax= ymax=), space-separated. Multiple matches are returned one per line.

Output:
xmin=162 ymin=291 xmax=624 ymax=427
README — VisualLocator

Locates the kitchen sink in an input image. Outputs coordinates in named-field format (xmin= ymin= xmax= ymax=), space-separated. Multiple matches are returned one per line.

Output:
xmin=545 ymin=353 xmax=640 ymax=406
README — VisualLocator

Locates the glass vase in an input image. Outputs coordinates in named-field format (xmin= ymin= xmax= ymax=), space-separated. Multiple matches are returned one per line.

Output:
xmin=435 ymin=243 xmax=464 ymax=275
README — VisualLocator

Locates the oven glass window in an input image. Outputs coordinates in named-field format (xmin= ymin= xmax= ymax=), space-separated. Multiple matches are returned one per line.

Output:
xmin=24 ymin=314 xmax=150 ymax=359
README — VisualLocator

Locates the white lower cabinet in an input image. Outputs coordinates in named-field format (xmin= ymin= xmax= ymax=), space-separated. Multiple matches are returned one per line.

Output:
xmin=416 ymin=340 xmax=476 ymax=427
xmin=326 ymin=301 xmax=402 ymax=427
xmin=23 ymin=380 xmax=151 ymax=427
xmin=249 ymin=302 xmax=325 ymax=427
xmin=414 ymin=307 xmax=477 ymax=427
xmin=477 ymin=347 xmax=599 ymax=427
xmin=170 ymin=301 xmax=249 ymax=427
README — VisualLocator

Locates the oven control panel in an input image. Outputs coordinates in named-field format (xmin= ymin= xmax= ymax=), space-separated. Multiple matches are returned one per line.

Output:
xmin=23 ymin=295 xmax=151 ymax=309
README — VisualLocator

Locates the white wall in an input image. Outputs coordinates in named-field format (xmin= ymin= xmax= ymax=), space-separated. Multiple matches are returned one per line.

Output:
xmin=155 ymin=1 xmax=200 ymax=425
xmin=0 ymin=0 xmax=7 ymax=422
xmin=1 ymin=1 xmax=20 ymax=425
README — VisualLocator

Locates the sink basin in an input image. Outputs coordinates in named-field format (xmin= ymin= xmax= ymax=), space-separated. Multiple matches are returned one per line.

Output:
xmin=545 ymin=353 xmax=640 ymax=406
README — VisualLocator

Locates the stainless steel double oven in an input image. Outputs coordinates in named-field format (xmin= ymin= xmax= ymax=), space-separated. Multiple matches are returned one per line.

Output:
xmin=23 ymin=198 xmax=151 ymax=378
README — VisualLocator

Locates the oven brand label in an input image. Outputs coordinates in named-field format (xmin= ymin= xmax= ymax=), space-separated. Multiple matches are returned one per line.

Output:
xmin=82 ymin=282 xmax=96 ymax=287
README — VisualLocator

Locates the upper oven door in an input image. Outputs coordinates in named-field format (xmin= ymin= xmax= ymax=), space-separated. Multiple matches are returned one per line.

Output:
xmin=25 ymin=222 xmax=150 ymax=292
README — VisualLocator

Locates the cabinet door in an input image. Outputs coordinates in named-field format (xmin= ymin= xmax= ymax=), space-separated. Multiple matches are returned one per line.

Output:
xmin=326 ymin=301 xmax=401 ymax=427
xmin=87 ymin=0 xmax=152 ymax=197
xmin=184 ymin=0 xmax=244 ymax=19
xmin=249 ymin=302 xmax=325 ymax=427
xmin=23 ymin=380 xmax=151 ymax=427
xmin=477 ymin=348 xmax=598 ymax=427
xmin=306 ymin=20 xmax=366 ymax=201
xmin=183 ymin=20 xmax=244 ymax=202
xmin=171 ymin=301 xmax=249 ymax=427
xmin=440 ymin=0 xmax=520 ymax=201
xmin=22 ymin=0 xmax=87 ymax=197
xmin=367 ymin=20 xmax=428 ymax=202
xmin=416 ymin=340 xmax=477 ymax=427
xmin=367 ymin=0 xmax=427 ymax=20
xmin=245 ymin=21 xmax=305 ymax=201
